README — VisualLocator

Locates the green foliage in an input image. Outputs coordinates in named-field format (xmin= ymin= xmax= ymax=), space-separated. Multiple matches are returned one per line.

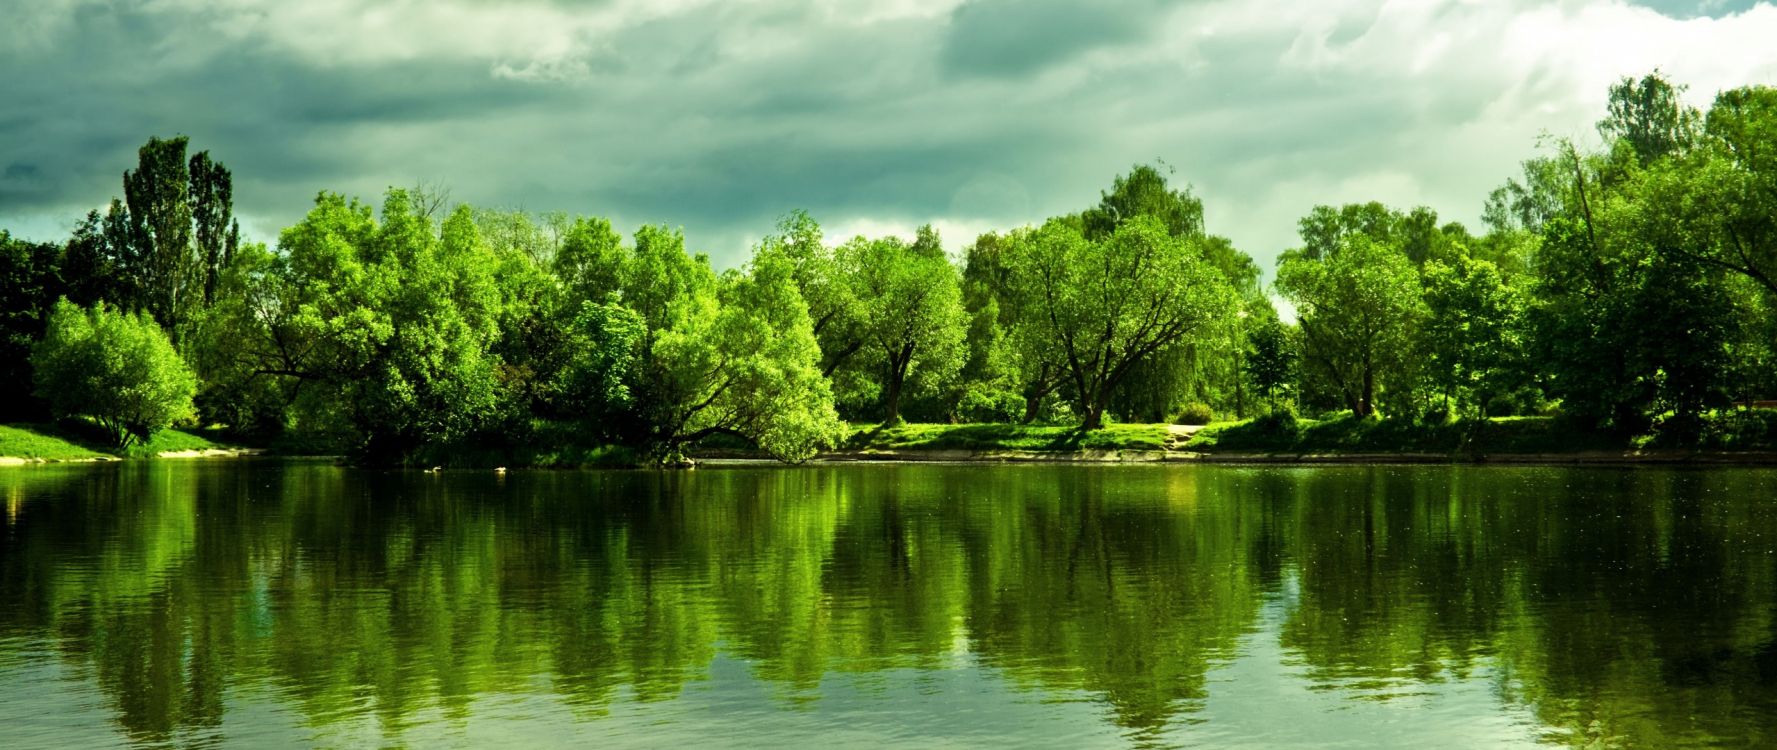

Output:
xmin=554 ymin=216 xmax=627 ymax=304
xmin=1276 ymin=234 xmax=1425 ymax=418
xmin=1006 ymin=216 xmax=1236 ymax=429
xmin=556 ymin=298 xmax=645 ymax=441
xmin=1082 ymin=162 xmax=1205 ymax=240
xmin=842 ymin=230 xmax=967 ymax=424
xmin=1598 ymin=71 xmax=1701 ymax=167
xmin=630 ymin=240 xmax=844 ymax=462
xmin=1187 ymin=414 xmax=1627 ymax=455
xmin=30 ymin=299 xmax=197 ymax=448
xmin=1243 ymin=317 xmax=1299 ymax=409
xmin=0 ymin=231 xmax=66 ymax=421
xmin=1173 ymin=402 xmax=1214 ymax=426
xmin=1420 ymin=256 xmax=1528 ymax=415
xmin=1694 ymin=408 xmax=1777 ymax=451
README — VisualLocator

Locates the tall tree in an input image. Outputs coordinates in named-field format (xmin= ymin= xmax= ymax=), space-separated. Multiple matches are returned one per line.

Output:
xmin=1275 ymin=235 xmax=1425 ymax=418
xmin=0 ymin=231 xmax=65 ymax=420
xmin=122 ymin=136 xmax=195 ymax=328
xmin=1082 ymin=163 xmax=1204 ymax=240
xmin=751 ymin=211 xmax=865 ymax=378
xmin=1420 ymin=257 xmax=1527 ymax=415
xmin=1597 ymin=71 xmax=1701 ymax=167
xmin=962 ymin=228 xmax=1065 ymax=422
xmin=1007 ymin=216 xmax=1235 ymax=429
xmin=844 ymin=229 xmax=967 ymax=425
xmin=188 ymin=149 xmax=239 ymax=308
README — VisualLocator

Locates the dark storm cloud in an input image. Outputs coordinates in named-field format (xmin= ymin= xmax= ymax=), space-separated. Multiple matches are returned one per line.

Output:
xmin=940 ymin=0 xmax=1170 ymax=77
xmin=3 ymin=0 xmax=1776 ymax=271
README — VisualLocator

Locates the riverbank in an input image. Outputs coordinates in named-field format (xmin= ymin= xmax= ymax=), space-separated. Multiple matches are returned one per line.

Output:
xmin=0 ymin=423 xmax=260 ymax=464
xmin=716 ymin=415 xmax=1777 ymax=466
xmin=13 ymin=416 xmax=1776 ymax=468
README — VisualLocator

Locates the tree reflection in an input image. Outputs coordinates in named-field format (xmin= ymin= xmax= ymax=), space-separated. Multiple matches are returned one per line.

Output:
xmin=3 ymin=463 xmax=1777 ymax=746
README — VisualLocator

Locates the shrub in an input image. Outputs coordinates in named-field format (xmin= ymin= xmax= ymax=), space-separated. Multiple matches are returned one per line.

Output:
xmin=1695 ymin=408 xmax=1777 ymax=451
xmin=30 ymin=299 xmax=196 ymax=448
xmin=956 ymin=387 xmax=1022 ymax=423
xmin=1249 ymin=407 xmax=1301 ymax=438
xmin=1174 ymin=402 xmax=1215 ymax=426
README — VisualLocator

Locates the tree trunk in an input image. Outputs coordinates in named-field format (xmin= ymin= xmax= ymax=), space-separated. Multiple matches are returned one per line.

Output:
xmin=1358 ymin=364 xmax=1375 ymax=418
xmin=1235 ymin=373 xmax=1245 ymax=420
xmin=883 ymin=375 xmax=903 ymax=425
xmin=1021 ymin=393 xmax=1043 ymax=424
xmin=1080 ymin=403 xmax=1105 ymax=430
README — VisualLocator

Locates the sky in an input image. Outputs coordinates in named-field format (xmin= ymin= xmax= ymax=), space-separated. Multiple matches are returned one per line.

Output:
xmin=3 ymin=0 xmax=1777 ymax=276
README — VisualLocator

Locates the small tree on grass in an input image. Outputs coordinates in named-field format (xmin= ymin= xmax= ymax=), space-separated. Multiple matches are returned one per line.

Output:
xmin=1245 ymin=317 xmax=1300 ymax=411
xmin=31 ymin=299 xmax=197 ymax=448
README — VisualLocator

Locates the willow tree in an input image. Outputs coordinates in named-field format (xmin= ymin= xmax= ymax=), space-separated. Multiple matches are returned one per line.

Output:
xmin=625 ymin=228 xmax=844 ymax=462
xmin=1007 ymin=216 xmax=1235 ymax=430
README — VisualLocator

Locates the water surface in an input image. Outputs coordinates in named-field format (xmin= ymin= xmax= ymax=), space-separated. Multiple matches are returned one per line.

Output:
xmin=3 ymin=461 xmax=1776 ymax=748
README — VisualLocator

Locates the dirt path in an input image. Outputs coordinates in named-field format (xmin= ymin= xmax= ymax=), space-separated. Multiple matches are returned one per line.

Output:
xmin=1165 ymin=424 xmax=1204 ymax=450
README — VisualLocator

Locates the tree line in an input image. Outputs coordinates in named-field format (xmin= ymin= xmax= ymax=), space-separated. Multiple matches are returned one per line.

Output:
xmin=1 ymin=71 xmax=1773 ymax=462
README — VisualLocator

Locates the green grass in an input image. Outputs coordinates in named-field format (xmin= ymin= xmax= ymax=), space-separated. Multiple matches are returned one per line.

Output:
xmin=845 ymin=422 xmax=1171 ymax=453
xmin=0 ymin=422 xmax=230 ymax=461
xmin=0 ymin=424 xmax=112 ymax=460
xmin=1185 ymin=413 xmax=1632 ymax=455
xmin=128 ymin=428 xmax=221 ymax=457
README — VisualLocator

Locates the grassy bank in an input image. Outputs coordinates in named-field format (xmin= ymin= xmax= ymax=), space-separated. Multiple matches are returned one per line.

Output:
xmin=1184 ymin=411 xmax=1777 ymax=457
xmin=0 ymin=422 xmax=228 ymax=462
xmin=843 ymin=422 xmax=1172 ymax=454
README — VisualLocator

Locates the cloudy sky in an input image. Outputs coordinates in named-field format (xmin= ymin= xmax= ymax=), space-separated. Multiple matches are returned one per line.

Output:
xmin=4 ymin=0 xmax=1777 ymax=274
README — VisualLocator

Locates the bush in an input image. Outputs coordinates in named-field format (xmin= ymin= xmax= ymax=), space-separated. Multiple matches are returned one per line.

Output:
xmin=1249 ymin=407 xmax=1301 ymax=438
xmin=956 ymin=387 xmax=1022 ymax=423
xmin=1173 ymin=402 xmax=1215 ymax=426
xmin=30 ymin=299 xmax=196 ymax=448
xmin=1694 ymin=408 xmax=1777 ymax=451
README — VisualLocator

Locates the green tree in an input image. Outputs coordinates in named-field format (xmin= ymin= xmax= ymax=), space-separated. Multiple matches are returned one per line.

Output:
xmin=556 ymin=298 xmax=646 ymax=442
xmin=1276 ymin=234 xmax=1425 ymax=418
xmin=843 ymin=229 xmax=967 ymax=425
xmin=1082 ymin=163 xmax=1204 ymax=240
xmin=60 ymin=210 xmax=126 ymax=308
xmin=962 ymin=228 xmax=1064 ymax=422
xmin=1081 ymin=166 xmax=1265 ymax=422
xmin=554 ymin=216 xmax=627 ymax=305
xmin=1633 ymin=85 xmax=1777 ymax=297
xmin=751 ymin=211 xmax=865 ymax=378
xmin=0 ymin=231 xmax=65 ymax=420
xmin=1244 ymin=317 xmax=1299 ymax=410
xmin=120 ymin=136 xmax=194 ymax=327
xmin=213 ymin=190 xmax=507 ymax=458
xmin=1420 ymin=257 xmax=1528 ymax=415
xmin=630 ymin=235 xmax=844 ymax=461
xmin=188 ymin=149 xmax=239 ymax=308
xmin=1597 ymin=71 xmax=1701 ymax=167
xmin=1007 ymin=216 xmax=1235 ymax=429
xmin=30 ymin=299 xmax=197 ymax=447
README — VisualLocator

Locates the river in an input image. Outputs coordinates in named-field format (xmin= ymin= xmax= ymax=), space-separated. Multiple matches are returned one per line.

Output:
xmin=2 ymin=461 xmax=1775 ymax=748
